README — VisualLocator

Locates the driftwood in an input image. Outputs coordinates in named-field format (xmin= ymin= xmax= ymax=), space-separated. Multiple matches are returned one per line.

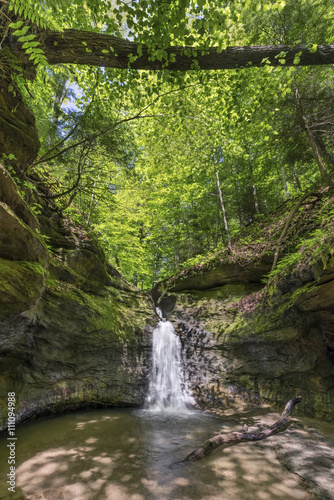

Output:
xmin=182 ymin=396 xmax=302 ymax=463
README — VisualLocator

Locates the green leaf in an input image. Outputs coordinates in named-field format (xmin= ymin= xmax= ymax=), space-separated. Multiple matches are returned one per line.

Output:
xmin=22 ymin=41 xmax=40 ymax=49
xmin=9 ymin=21 xmax=24 ymax=29
xmin=12 ymin=26 xmax=30 ymax=37
xmin=18 ymin=34 xmax=36 ymax=42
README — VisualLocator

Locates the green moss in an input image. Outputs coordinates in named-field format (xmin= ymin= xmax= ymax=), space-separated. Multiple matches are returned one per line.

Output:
xmin=312 ymin=391 xmax=334 ymax=420
xmin=43 ymin=276 xmax=152 ymax=343
xmin=0 ymin=258 xmax=46 ymax=315
xmin=85 ymin=289 xmax=152 ymax=342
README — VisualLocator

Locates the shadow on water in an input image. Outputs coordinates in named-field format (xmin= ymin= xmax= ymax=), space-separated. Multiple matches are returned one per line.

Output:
xmin=0 ymin=408 xmax=314 ymax=500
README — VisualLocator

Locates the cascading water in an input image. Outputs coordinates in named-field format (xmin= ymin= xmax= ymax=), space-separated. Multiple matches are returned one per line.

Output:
xmin=145 ymin=308 xmax=194 ymax=411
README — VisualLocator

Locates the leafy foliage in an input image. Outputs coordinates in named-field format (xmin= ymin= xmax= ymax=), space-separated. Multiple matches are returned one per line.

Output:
xmin=2 ymin=0 xmax=334 ymax=288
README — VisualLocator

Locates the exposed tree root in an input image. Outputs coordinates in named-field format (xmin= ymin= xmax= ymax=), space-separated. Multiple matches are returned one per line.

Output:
xmin=181 ymin=396 xmax=302 ymax=463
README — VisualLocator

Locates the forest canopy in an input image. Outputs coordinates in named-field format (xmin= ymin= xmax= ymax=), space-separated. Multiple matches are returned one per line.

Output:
xmin=1 ymin=0 xmax=334 ymax=287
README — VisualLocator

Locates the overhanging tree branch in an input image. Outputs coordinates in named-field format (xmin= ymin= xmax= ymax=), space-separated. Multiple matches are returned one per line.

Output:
xmin=6 ymin=28 xmax=334 ymax=71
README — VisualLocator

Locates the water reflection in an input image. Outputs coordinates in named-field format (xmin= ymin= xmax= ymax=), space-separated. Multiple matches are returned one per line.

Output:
xmin=0 ymin=409 xmax=312 ymax=500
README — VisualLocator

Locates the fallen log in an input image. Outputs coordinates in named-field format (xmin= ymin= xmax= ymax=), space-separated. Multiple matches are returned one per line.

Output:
xmin=182 ymin=396 xmax=302 ymax=463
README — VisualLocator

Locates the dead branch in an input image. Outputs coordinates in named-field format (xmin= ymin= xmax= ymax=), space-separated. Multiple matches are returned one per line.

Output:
xmin=181 ymin=396 xmax=302 ymax=463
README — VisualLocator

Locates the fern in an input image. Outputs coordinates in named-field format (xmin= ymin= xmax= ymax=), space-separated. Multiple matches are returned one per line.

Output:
xmin=8 ymin=20 xmax=47 ymax=66
xmin=8 ymin=0 xmax=63 ymax=31
xmin=8 ymin=0 xmax=64 ymax=67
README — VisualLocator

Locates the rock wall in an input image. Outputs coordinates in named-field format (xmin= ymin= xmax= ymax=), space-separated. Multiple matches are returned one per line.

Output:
xmin=157 ymin=260 xmax=334 ymax=421
xmin=0 ymin=162 xmax=155 ymax=431
xmin=0 ymin=86 xmax=40 ymax=175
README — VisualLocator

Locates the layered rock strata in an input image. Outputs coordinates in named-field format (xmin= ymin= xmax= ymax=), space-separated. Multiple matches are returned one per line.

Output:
xmin=156 ymin=258 xmax=334 ymax=421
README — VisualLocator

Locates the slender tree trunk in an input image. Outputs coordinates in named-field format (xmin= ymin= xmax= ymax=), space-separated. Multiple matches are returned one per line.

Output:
xmin=247 ymin=160 xmax=260 ymax=214
xmin=153 ymin=248 xmax=159 ymax=286
xmin=60 ymin=145 xmax=90 ymax=210
xmin=292 ymin=163 xmax=302 ymax=191
xmin=294 ymin=84 xmax=332 ymax=185
xmin=281 ymin=165 xmax=290 ymax=199
xmin=86 ymin=160 xmax=101 ymax=226
xmin=271 ymin=191 xmax=314 ymax=272
xmin=46 ymin=79 xmax=70 ymax=146
xmin=214 ymin=198 xmax=220 ymax=248
xmin=277 ymin=146 xmax=290 ymax=199
xmin=213 ymin=159 xmax=232 ymax=252
xmin=315 ymin=135 xmax=334 ymax=171
xmin=253 ymin=182 xmax=260 ymax=214
xmin=232 ymin=165 xmax=244 ymax=229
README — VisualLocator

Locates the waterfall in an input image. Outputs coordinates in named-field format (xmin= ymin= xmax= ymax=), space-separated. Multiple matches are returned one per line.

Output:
xmin=145 ymin=308 xmax=194 ymax=411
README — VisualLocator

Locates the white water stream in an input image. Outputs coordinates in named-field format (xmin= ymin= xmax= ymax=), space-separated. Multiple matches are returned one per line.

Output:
xmin=145 ymin=308 xmax=194 ymax=411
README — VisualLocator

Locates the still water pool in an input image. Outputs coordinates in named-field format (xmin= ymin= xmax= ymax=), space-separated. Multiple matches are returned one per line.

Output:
xmin=0 ymin=408 xmax=312 ymax=500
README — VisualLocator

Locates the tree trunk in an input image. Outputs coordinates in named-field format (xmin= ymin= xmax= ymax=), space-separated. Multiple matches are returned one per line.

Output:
xmin=292 ymin=163 xmax=302 ymax=191
xmin=86 ymin=159 xmax=102 ymax=225
xmin=232 ymin=165 xmax=244 ymax=229
xmin=253 ymin=182 xmax=260 ymax=214
xmin=5 ymin=29 xmax=334 ymax=71
xmin=248 ymin=160 xmax=260 ymax=215
xmin=214 ymin=198 xmax=220 ymax=248
xmin=182 ymin=396 xmax=302 ymax=463
xmin=271 ymin=191 xmax=315 ymax=272
xmin=294 ymin=84 xmax=332 ymax=185
xmin=153 ymin=246 xmax=159 ymax=286
xmin=277 ymin=147 xmax=290 ymax=199
xmin=315 ymin=135 xmax=334 ymax=171
xmin=213 ymin=159 xmax=232 ymax=252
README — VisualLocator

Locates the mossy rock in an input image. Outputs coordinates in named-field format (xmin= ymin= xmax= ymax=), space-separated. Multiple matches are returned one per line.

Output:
xmin=0 ymin=163 xmax=39 ymax=228
xmin=0 ymin=202 xmax=47 ymax=264
xmin=0 ymin=258 xmax=46 ymax=316
xmin=0 ymin=86 xmax=40 ymax=173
